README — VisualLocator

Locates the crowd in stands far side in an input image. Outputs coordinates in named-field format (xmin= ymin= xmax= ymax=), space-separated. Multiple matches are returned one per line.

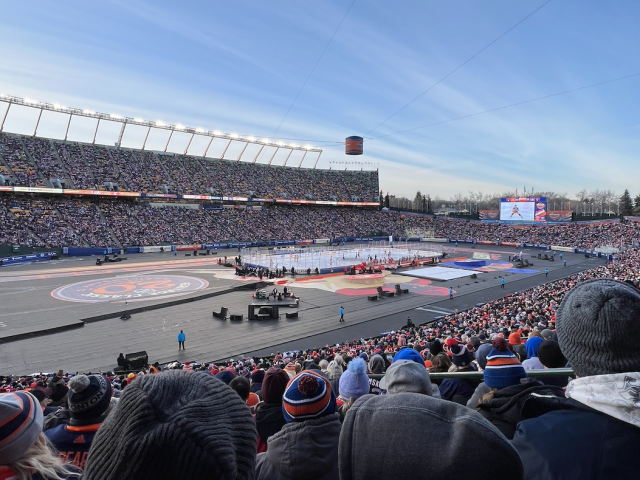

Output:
xmin=1 ymin=194 xmax=639 ymax=249
xmin=0 ymin=133 xmax=379 ymax=202
xmin=2 ymin=276 xmax=639 ymax=479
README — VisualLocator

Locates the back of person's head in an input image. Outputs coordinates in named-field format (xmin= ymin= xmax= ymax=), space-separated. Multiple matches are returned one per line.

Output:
xmin=229 ymin=377 xmax=251 ymax=402
xmin=557 ymin=279 xmax=640 ymax=376
xmin=525 ymin=336 xmax=544 ymax=359
xmin=1 ymin=392 xmax=78 ymax=479
xmin=379 ymin=360 xmax=434 ymax=395
xmin=428 ymin=353 xmax=452 ymax=373
xmin=338 ymin=358 xmax=370 ymax=402
xmin=339 ymin=393 xmax=523 ymax=480
xmin=67 ymin=374 xmax=112 ymax=425
xmin=327 ymin=360 xmax=343 ymax=379
xmin=475 ymin=343 xmax=493 ymax=370
xmin=392 ymin=347 xmax=424 ymax=365
xmin=261 ymin=367 xmax=289 ymax=404
xmin=483 ymin=338 xmax=528 ymax=389
xmin=282 ymin=371 xmax=336 ymax=422
xmin=83 ymin=370 xmax=256 ymax=480
xmin=367 ymin=354 xmax=385 ymax=374
xmin=538 ymin=340 xmax=567 ymax=368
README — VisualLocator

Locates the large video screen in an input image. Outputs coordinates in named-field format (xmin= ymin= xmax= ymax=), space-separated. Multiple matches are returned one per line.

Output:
xmin=500 ymin=197 xmax=546 ymax=222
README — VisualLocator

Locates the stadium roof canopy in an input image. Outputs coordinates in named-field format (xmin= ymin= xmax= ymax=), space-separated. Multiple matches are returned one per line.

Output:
xmin=0 ymin=94 xmax=323 ymax=168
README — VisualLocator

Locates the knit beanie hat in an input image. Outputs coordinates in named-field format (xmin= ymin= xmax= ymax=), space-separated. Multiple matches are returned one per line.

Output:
xmin=83 ymin=370 xmax=256 ymax=480
xmin=428 ymin=340 xmax=443 ymax=356
xmin=525 ymin=336 xmax=544 ymax=359
xmin=508 ymin=333 xmax=522 ymax=345
xmin=393 ymin=347 xmax=424 ymax=366
xmin=379 ymin=360 xmax=434 ymax=395
xmin=0 ymin=392 xmax=44 ymax=464
xmin=282 ymin=371 xmax=336 ymax=422
xmin=261 ymin=367 xmax=290 ymax=404
xmin=327 ymin=360 xmax=343 ymax=379
xmin=250 ymin=369 xmax=265 ymax=384
xmin=556 ymin=279 xmax=640 ymax=377
xmin=450 ymin=344 xmax=474 ymax=367
xmin=541 ymin=329 xmax=553 ymax=341
xmin=339 ymin=358 xmax=370 ymax=401
xmin=67 ymin=374 xmax=112 ymax=424
xmin=215 ymin=370 xmax=236 ymax=385
xmin=483 ymin=338 xmax=528 ymax=389
xmin=537 ymin=341 xmax=567 ymax=369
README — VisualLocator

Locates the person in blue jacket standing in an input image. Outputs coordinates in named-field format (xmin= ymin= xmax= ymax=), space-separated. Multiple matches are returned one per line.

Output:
xmin=501 ymin=278 xmax=506 ymax=289
xmin=178 ymin=330 xmax=186 ymax=350
xmin=339 ymin=306 xmax=345 ymax=323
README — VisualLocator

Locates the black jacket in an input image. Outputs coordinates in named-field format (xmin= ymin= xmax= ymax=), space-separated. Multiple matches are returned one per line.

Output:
xmin=476 ymin=381 xmax=565 ymax=439
xmin=255 ymin=402 xmax=287 ymax=444
xmin=512 ymin=396 xmax=640 ymax=480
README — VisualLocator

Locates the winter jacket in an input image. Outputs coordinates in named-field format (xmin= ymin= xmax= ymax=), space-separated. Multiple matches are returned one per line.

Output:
xmin=45 ymin=423 xmax=101 ymax=470
xmin=439 ymin=375 xmax=481 ymax=404
xmin=255 ymin=413 xmax=341 ymax=480
xmin=476 ymin=381 xmax=565 ymax=439
xmin=512 ymin=373 xmax=640 ymax=480
xmin=255 ymin=402 xmax=287 ymax=446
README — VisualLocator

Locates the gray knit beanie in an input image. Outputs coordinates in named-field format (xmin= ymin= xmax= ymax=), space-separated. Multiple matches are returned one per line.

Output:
xmin=83 ymin=370 xmax=257 ymax=480
xmin=556 ymin=279 xmax=640 ymax=377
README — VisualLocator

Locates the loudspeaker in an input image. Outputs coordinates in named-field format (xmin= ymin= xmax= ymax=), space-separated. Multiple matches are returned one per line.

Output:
xmin=125 ymin=351 xmax=148 ymax=370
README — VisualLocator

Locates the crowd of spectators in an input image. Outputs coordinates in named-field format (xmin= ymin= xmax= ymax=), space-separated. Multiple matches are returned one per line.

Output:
xmin=0 ymin=133 xmax=379 ymax=201
xmin=3 ymin=271 xmax=639 ymax=478
xmin=439 ymin=217 xmax=640 ymax=248
xmin=1 ymin=195 xmax=639 ymax=250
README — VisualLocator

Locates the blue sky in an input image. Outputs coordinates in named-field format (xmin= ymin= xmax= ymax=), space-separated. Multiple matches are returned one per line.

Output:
xmin=1 ymin=0 xmax=639 ymax=198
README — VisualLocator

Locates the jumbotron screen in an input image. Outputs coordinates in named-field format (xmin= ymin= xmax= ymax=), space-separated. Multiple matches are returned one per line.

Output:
xmin=500 ymin=197 xmax=546 ymax=222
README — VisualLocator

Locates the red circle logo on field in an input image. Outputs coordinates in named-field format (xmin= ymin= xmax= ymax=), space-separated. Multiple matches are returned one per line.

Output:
xmin=51 ymin=275 xmax=209 ymax=303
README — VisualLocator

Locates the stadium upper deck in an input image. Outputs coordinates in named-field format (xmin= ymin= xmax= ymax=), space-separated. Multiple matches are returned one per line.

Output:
xmin=0 ymin=133 xmax=379 ymax=203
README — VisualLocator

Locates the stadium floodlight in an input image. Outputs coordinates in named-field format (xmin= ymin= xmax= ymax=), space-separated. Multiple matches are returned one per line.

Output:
xmin=214 ymin=130 xmax=222 ymax=135
xmin=133 ymin=117 xmax=144 ymax=122
xmin=247 ymin=136 xmax=255 ymax=141
xmin=289 ymin=143 xmax=298 ymax=148
xmin=277 ymin=141 xmax=284 ymax=146
xmin=175 ymin=124 xmax=185 ymax=130
xmin=156 ymin=121 xmax=166 ymax=127
xmin=304 ymin=145 xmax=312 ymax=150
xmin=83 ymin=109 xmax=95 ymax=114
xmin=110 ymin=114 xmax=122 ymax=119
xmin=0 ymin=93 xmax=6 ymax=98
xmin=24 ymin=98 xmax=38 ymax=105
xmin=230 ymin=133 xmax=239 ymax=138
xmin=195 ymin=127 xmax=205 ymax=133
xmin=261 ymin=138 xmax=270 ymax=143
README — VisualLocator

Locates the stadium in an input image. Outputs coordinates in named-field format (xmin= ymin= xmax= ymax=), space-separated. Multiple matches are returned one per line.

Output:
xmin=2 ymin=2 xmax=640 ymax=479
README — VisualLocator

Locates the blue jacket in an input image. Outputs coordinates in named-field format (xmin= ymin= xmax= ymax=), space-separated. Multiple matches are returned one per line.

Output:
xmin=512 ymin=397 xmax=640 ymax=480
xmin=177 ymin=332 xmax=185 ymax=342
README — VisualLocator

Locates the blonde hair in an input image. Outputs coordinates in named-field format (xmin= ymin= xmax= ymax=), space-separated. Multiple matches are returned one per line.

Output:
xmin=9 ymin=433 xmax=80 ymax=480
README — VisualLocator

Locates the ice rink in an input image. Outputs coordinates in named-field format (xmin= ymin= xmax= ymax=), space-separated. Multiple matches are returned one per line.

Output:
xmin=243 ymin=242 xmax=443 ymax=272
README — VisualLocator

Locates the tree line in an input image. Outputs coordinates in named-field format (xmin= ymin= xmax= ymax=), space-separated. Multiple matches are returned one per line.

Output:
xmin=380 ymin=189 xmax=640 ymax=216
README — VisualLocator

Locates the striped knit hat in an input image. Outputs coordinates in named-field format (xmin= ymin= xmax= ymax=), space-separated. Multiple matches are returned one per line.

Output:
xmin=0 ymin=392 xmax=44 ymax=464
xmin=483 ymin=338 xmax=527 ymax=389
xmin=282 ymin=371 xmax=336 ymax=423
